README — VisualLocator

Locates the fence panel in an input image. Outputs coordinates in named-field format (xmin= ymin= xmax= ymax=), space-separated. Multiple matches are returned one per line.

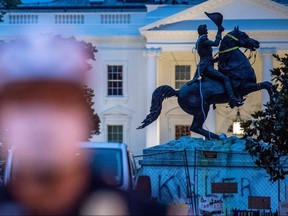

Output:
xmin=135 ymin=149 xmax=287 ymax=215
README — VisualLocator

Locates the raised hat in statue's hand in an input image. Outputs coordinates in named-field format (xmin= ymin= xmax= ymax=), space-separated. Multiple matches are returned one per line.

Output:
xmin=205 ymin=11 xmax=224 ymax=30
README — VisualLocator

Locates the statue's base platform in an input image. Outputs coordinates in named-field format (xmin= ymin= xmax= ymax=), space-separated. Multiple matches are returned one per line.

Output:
xmin=140 ymin=136 xmax=251 ymax=167
xmin=138 ymin=136 xmax=283 ymax=213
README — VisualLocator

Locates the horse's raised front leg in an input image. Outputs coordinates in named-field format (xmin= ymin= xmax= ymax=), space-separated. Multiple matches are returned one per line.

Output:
xmin=190 ymin=109 xmax=219 ymax=140
xmin=241 ymin=81 xmax=273 ymax=100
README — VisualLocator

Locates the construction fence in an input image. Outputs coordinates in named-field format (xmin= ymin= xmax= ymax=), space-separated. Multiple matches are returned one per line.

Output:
xmin=134 ymin=149 xmax=287 ymax=216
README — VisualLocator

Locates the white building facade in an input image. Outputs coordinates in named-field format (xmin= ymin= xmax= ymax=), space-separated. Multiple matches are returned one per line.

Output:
xmin=1 ymin=0 xmax=287 ymax=155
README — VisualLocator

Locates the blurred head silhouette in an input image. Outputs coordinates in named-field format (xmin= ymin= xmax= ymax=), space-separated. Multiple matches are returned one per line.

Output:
xmin=0 ymin=35 xmax=96 ymax=215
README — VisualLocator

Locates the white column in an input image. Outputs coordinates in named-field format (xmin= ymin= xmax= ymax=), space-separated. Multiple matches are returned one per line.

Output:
xmin=260 ymin=47 xmax=276 ymax=106
xmin=143 ymin=48 xmax=161 ymax=148
xmin=205 ymin=105 xmax=216 ymax=135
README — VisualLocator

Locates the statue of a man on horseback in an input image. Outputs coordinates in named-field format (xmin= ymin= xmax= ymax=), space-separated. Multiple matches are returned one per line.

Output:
xmin=137 ymin=12 xmax=273 ymax=140
xmin=193 ymin=12 xmax=244 ymax=108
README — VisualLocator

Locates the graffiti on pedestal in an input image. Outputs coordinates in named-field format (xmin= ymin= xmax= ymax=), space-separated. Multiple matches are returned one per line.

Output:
xmin=156 ymin=172 xmax=263 ymax=206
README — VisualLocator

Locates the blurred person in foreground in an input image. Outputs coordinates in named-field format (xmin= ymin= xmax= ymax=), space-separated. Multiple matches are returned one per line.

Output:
xmin=0 ymin=35 xmax=167 ymax=215
xmin=0 ymin=35 xmax=98 ymax=215
xmin=0 ymin=35 xmax=125 ymax=215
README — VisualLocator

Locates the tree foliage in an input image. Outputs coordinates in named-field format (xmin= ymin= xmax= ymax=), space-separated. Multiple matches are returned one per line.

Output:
xmin=0 ymin=0 xmax=21 ymax=9
xmin=241 ymin=53 xmax=288 ymax=182
xmin=82 ymin=85 xmax=101 ymax=138
xmin=0 ymin=0 xmax=21 ymax=21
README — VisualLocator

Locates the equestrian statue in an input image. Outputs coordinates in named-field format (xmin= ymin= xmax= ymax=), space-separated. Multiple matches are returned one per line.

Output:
xmin=137 ymin=12 xmax=273 ymax=140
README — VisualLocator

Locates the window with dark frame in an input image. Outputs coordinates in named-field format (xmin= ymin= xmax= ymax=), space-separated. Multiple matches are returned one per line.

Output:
xmin=107 ymin=65 xmax=123 ymax=96
xmin=175 ymin=65 xmax=191 ymax=89
xmin=108 ymin=125 xmax=123 ymax=143
xmin=175 ymin=125 xmax=191 ymax=140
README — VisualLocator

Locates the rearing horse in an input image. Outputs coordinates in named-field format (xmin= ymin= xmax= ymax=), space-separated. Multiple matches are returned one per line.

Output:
xmin=137 ymin=26 xmax=273 ymax=140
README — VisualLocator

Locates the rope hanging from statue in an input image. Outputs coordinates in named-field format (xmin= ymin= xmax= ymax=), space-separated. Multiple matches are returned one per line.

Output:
xmin=194 ymin=37 xmax=212 ymax=140
xmin=193 ymin=11 xmax=227 ymax=140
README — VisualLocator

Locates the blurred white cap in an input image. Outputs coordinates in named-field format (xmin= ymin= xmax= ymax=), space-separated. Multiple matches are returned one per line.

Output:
xmin=0 ymin=35 xmax=96 ymax=86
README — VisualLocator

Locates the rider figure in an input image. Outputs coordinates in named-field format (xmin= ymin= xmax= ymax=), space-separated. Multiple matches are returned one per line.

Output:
xmin=196 ymin=24 xmax=244 ymax=108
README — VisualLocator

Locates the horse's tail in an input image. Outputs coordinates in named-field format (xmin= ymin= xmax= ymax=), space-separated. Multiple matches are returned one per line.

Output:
xmin=137 ymin=85 xmax=178 ymax=129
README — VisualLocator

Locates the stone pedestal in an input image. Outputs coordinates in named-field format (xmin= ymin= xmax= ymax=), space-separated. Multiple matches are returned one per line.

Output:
xmin=138 ymin=136 xmax=284 ymax=215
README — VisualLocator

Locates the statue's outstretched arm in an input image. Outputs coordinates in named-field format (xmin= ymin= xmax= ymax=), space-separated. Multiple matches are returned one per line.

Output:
xmin=205 ymin=29 xmax=223 ymax=47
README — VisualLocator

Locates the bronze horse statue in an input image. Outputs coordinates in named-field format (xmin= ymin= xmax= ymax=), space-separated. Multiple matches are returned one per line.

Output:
xmin=137 ymin=26 xmax=273 ymax=139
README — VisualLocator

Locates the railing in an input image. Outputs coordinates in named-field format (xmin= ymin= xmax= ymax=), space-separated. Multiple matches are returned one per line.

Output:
xmin=100 ymin=13 xmax=130 ymax=24
xmin=55 ymin=14 xmax=85 ymax=24
xmin=4 ymin=13 xmax=133 ymax=25
xmin=8 ymin=14 xmax=38 ymax=24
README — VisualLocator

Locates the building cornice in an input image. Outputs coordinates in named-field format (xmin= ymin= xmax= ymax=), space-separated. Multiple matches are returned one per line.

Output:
xmin=140 ymin=0 xmax=288 ymax=32
xmin=140 ymin=0 xmax=228 ymax=31
xmin=85 ymin=35 xmax=145 ymax=43
xmin=250 ymin=0 xmax=288 ymax=16
xmin=143 ymin=30 xmax=288 ymax=51
xmin=4 ymin=5 xmax=147 ymax=12
xmin=142 ymin=30 xmax=288 ymax=41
